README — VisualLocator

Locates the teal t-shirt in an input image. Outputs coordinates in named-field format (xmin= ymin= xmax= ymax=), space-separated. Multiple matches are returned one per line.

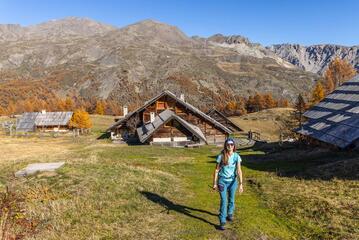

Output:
xmin=216 ymin=152 xmax=241 ymax=179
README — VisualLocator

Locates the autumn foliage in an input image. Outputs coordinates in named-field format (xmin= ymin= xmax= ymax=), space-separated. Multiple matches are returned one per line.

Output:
xmin=95 ymin=101 xmax=106 ymax=115
xmin=323 ymin=57 xmax=356 ymax=94
xmin=0 ymin=95 xmax=123 ymax=116
xmin=69 ymin=109 xmax=92 ymax=129
xmin=308 ymin=57 xmax=356 ymax=107
xmin=310 ymin=82 xmax=325 ymax=105
xmin=221 ymin=92 xmax=290 ymax=116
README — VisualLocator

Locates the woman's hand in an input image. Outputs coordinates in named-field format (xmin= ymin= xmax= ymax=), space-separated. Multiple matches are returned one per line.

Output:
xmin=238 ymin=183 xmax=243 ymax=193
xmin=212 ymin=184 xmax=218 ymax=191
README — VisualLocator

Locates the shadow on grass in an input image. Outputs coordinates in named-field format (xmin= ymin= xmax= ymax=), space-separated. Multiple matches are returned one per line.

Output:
xmin=140 ymin=191 xmax=219 ymax=228
xmin=97 ymin=132 xmax=110 ymax=140
xmin=242 ymin=141 xmax=359 ymax=181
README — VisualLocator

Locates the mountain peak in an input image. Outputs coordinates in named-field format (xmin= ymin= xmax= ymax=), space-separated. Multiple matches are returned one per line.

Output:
xmin=119 ymin=19 xmax=193 ymax=46
xmin=30 ymin=17 xmax=116 ymax=36
xmin=208 ymin=34 xmax=253 ymax=46
xmin=0 ymin=17 xmax=116 ymax=42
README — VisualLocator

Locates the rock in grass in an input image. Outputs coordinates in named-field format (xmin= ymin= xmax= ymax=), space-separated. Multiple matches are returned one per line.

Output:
xmin=15 ymin=162 xmax=65 ymax=177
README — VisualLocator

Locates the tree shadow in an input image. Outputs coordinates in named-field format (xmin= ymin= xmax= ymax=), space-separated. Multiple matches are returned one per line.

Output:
xmin=139 ymin=191 xmax=219 ymax=228
xmin=242 ymin=141 xmax=359 ymax=181
xmin=97 ymin=132 xmax=110 ymax=140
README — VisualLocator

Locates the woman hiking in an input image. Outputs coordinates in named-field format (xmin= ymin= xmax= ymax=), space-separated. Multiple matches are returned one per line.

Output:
xmin=212 ymin=138 xmax=243 ymax=230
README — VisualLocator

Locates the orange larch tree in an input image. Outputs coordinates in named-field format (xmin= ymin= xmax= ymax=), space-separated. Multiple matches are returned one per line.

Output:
xmin=69 ymin=109 xmax=92 ymax=129
xmin=323 ymin=57 xmax=356 ymax=94
xmin=95 ymin=100 xmax=106 ymax=115
xmin=64 ymin=97 xmax=74 ymax=111
xmin=263 ymin=93 xmax=277 ymax=109
xmin=310 ymin=82 xmax=325 ymax=105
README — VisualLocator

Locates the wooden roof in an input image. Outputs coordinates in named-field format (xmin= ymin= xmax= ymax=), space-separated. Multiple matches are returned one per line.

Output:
xmin=296 ymin=75 xmax=359 ymax=148
xmin=107 ymin=90 xmax=232 ymax=134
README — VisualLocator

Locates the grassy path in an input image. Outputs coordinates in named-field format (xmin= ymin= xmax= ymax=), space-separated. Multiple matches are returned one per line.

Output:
xmin=162 ymin=147 xmax=299 ymax=239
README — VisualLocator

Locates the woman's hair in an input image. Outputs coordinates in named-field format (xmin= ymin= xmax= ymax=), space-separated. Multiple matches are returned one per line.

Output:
xmin=221 ymin=138 xmax=236 ymax=166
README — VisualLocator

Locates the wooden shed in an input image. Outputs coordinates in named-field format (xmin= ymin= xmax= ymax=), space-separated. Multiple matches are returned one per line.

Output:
xmin=107 ymin=91 xmax=232 ymax=146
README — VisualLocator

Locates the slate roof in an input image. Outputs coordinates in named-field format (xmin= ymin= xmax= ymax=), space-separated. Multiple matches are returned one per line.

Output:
xmin=16 ymin=112 xmax=38 ymax=132
xmin=107 ymin=90 xmax=232 ymax=134
xmin=16 ymin=112 xmax=73 ymax=132
xmin=136 ymin=109 xmax=207 ymax=143
xmin=295 ymin=75 xmax=359 ymax=148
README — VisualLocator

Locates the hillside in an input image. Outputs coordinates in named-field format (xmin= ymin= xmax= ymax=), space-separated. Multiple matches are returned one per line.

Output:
xmin=0 ymin=18 xmax=319 ymax=109
xmin=230 ymin=108 xmax=296 ymax=142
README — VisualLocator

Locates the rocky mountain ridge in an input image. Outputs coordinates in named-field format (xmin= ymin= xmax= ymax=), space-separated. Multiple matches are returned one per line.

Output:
xmin=0 ymin=18 xmax=319 ymax=109
xmin=269 ymin=44 xmax=359 ymax=74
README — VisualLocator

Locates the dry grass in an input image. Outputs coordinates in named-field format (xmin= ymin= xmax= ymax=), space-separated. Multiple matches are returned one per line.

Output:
xmin=0 ymin=114 xmax=358 ymax=239
xmin=0 ymin=136 xmax=187 ymax=239
xmin=0 ymin=138 xmax=73 ymax=164
xmin=243 ymin=144 xmax=359 ymax=239
xmin=230 ymin=108 xmax=295 ymax=142
xmin=90 ymin=114 xmax=116 ymax=134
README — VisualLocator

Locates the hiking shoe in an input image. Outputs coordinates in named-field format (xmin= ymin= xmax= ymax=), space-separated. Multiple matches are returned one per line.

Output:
xmin=226 ymin=215 xmax=234 ymax=222
xmin=218 ymin=223 xmax=226 ymax=231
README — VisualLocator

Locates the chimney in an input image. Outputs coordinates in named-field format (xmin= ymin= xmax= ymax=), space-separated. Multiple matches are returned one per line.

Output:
xmin=41 ymin=110 xmax=46 ymax=114
xmin=123 ymin=106 xmax=128 ymax=117
xmin=180 ymin=93 xmax=185 ymax=101
xmin=150 ymin=112 xmax=155 ymax=123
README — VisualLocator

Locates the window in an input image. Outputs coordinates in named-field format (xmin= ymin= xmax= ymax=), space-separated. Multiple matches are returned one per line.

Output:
xmin=156 ymin=101 xmax=166 ymax=110
xmin=143 ymin=112 xmax=150 ymax=122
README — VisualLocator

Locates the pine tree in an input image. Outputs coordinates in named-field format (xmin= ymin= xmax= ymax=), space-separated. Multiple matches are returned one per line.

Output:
xmin=323 ymin=57 xmax=356 ymax=94
xmin=69 ymin=109 xmax=92 ymax=129
xmin=295 ymin=94 xmax=307 ymax=127
xmin=246 ymin=95 xmax=255 ymax=113
xmin=311 ymin=82 xmax=325 ymax=105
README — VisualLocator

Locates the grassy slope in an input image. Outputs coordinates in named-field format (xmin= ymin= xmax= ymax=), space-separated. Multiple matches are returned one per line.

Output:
xmin=230 ymin=108 xmax=295 ymax=142
xmin=0 ymin=114 xmax=357 ymax=239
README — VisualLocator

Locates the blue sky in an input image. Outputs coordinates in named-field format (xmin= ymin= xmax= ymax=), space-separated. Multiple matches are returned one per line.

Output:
xmin=0 ymin=0 xmax=358 ymax=46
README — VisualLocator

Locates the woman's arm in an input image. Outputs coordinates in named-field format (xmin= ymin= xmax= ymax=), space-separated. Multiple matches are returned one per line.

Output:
xmin=212 ymin=163 xmax=221 ymax=190
xmin=237 ymin=161 xmax=243 ymax=193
